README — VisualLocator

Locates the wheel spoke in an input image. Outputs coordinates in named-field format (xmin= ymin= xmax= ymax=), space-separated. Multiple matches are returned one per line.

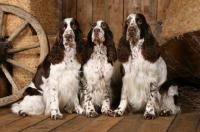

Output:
xmin=7 ymin=42 xmax=40 ymax=53
xmin=0 ymin=8 xmax=4 ymax=39
xmin=6 ymin=58 xmax=36 ymax=74
xmin=7 ymin=21 xmax=29 ymax=42
xmin=0 ymin=64 xmax=19 ymax=92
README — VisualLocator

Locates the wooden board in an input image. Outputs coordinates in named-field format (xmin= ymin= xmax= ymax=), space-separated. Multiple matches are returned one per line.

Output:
xmin=106 ymin=0 xmax=123 ymax=47
xmin=51 ymin=115 xmax=96 ymax=131
xmin=167 ymin=113 xmax=200 ymax=132
xmin=77 ymin=0 xmax=92 ymax=38
xmin=78 ymin=115 xmax=124 ymax=131
xmin=22 ymin=114 xmax=79 ymax=132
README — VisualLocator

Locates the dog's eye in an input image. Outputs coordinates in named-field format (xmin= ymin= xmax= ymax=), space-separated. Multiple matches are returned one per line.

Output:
xmin=72 ymin=24 xmax=77 ymax=30
xmin=137 ymin=20 xmax=142 ymax=25
xmin=62 ymin=26 xmax=66 ymax=31
xmin=126 ymin=19 xmax=131 ymax=25
xmin=101 ymin=22 xmax=107 ymax=29
xmin=91 ymin=23 xmax=97 ymax=29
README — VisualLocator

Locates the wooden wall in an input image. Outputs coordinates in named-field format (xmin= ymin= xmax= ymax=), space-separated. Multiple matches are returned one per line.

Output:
xmin=62 ymin=0 xmax=171 ymax=45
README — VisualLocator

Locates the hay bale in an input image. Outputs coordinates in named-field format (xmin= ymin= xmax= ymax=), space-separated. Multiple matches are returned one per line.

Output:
xmin=0 ymin=0 xmax=57 ymax=35
xmin=0 ymin=1 xmax=57 ymax=94
xmin=160 ymin=0 xmax=200 ymax=39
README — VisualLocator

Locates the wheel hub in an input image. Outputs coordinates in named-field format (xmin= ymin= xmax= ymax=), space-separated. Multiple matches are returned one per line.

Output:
xmin=0 ymin=37 xmax=12 ymax=63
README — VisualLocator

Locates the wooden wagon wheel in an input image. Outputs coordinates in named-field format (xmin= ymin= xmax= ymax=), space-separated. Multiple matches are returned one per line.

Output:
xmin=0 ymin=4 xmax=49 ymax=107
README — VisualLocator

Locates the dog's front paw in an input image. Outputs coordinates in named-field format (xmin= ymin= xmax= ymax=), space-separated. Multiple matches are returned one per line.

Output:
xmin=18 ymin=110 xmax=28 ymax=117
xmin=86 ymin=111 xmax=98 ymax=118
xmin=50 ymin=109 xmax=63 ymax=120
xmin=110 ymin=109 xmax=124 ymax=117
xmin=143 ymin=112 xmax=156 ymax=120
xmin=160 ymin=109 xmax=171 ymax=116
xmin=102 ymin=109 xmax=113 ymax=116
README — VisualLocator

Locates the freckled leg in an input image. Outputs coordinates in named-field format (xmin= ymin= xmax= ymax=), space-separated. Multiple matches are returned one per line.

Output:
xmin=143 ymin=82 xmax=159 ymax=120
xmin=45 ymin=81 xmax=62 ymax=120
xmin=101 ymin=84 xmax=112 ymax=116
xmin=80 ymin=79 xmax=98 ymax=118
xmin=73 ymin=97 xmax=85 ymax=114
xmin=111 ymin=86 xmax=128 ymax=117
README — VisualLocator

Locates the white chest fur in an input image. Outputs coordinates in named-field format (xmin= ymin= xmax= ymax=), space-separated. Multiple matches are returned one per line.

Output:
xmin=122 ymin=39 xmax=167 ymax=110
xmin=83 ymin=44 xmax=113 ymax=105
xmin=42 ymin=47 xmax=81 ymax=108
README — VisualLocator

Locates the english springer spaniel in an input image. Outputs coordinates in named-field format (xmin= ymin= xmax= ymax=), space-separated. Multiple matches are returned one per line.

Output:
xmin=80 ymin=20 xmax=117 ymax=118
xmin=11 ymin=18 xmax=87 ymax=120
xmin=111 ymin=14 xmax=180 ymax=119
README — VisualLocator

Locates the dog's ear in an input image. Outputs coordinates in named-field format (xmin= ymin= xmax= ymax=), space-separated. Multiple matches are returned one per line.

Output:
xmin=75 ymin=30 xmax=88 ymax=64
xmin=102 ymin=22 xmax=117 ymax=63
xmin=141 ymin=23 xmax=160 ymax=63
xmin=117 ymin=25 xmax=131 ymax=63
xmin=48 ymin=28 xmax=65 ymax=65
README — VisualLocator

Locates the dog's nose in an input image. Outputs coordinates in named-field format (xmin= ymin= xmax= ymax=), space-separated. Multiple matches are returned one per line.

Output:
xmin=128 ymin=27 xmax=136 ymax=36
xmin=65 ymin=34 xmax=72 ymax=41
xmin=94 ymin=28 xmax=100 ymax=37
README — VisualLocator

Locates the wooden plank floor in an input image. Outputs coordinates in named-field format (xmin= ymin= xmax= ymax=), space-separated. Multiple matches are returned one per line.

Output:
xmin=0 ymin=94 xmax=200 ymax=132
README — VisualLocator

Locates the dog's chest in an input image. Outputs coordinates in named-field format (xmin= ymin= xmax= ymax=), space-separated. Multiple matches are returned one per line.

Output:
xmin=50 ymin=48 xmax=80 ymax=80
xmin=89 ymin=45 xmax=108 ymax=72
xmin=123 ymin=40 xmax=143 ymax=74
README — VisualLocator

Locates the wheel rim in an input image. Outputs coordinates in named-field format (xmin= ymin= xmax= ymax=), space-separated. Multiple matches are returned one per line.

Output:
xmin=0 ymin=4 xmax=49 ymax=106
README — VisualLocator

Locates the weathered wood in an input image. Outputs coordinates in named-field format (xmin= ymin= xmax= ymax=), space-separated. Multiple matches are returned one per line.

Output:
xmin=167 ymin=113 xmax=200 ymax=132
xmin=7 ymin=42 xmax=40 ymax=54
xmin=0 ymin=4 xmax=49 ymax=63
xmin=108 ymin=113 xmax=145 ymax=132
xmin=0 ymin=107 xmax=12 ymax=115
xmin=0 ymin=4 xmax=49 ymax=107
xmin=78 ymin=115 xmax=124 ymax=131
xmin=92 ymin=0 xmax=105 ymax=23
xmin=137 ymin=115 xmax=176 ymax=132
xmin=51 ymin=115 xmax=96 ymax=132
xmin=124 ymin=0 xmax=141 ymax=19
xmin=0 ymin=88 xmax=25 ymax=107
xmin=0 ymin=113 xmax=23 ymax=127
xmin=157 ymin=0 xmax=168 ymax=22
xmin=63 ymin=0 xmax=77 ymax=18
xmin=0 ymin=8 xmax=4 ymax=39
xmin=22 ymin=114 xmax=79 ymax=132
xmin=0 ymin=114 xmax=48 ymax=132
xmin=106 ymin=0 xmax=123 ymax=46
xmin=6 ymin=59 xmax=36 ymax=74
xmin=77 ymin=0 xmax=92 ymax=38
xmin=7 ymin=21 xmax=29 ymax=42
xmin=0 ymin=64 xmax=19 ymax=92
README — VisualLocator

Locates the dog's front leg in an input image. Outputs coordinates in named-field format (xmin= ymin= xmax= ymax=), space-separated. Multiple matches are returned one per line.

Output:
xmin=81 ymin=80 xmax=98 ymax=118
xmin=143 ymin=81 xmax=160 ymax=120
xmin=45 ymin=80 xmax=63 ymax=120
xmin=73 ymin=96 xmax=85 ymax=114
xmin=101 ymin=83 xmax=112 ymax=116
xmin=111 ymin=86 xmax=128 ymax=117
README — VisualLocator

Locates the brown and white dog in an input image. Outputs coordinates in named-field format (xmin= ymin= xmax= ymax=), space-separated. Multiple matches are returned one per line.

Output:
xmin=80 ymin=20 xmax=117 ymax=117
xmin=111 ymin=14 xmax=180 ymax=119
xmin=11 ymin=18 xmax=87 ymax=120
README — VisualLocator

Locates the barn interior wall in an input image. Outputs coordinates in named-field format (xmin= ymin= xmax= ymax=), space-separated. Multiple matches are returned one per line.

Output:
xmin=62 ymin=0 xmax=171 ymax=45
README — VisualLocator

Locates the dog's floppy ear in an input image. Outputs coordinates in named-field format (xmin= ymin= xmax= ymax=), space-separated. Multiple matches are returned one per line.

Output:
xmin=141 ymin=23 xmax=160 ymax=63
xmin=48 ymin=27 xmax=65 ymax=65
xmin=117 ymin=24 xmax=131 ymax=63
xmin=103 ymin=23 xmax=117 ymax=62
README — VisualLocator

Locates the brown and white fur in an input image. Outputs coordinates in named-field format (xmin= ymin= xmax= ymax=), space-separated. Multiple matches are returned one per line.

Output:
xmin=80 ymin=20 xmax=117 ymax=117
xmin=11 ymin=18 xmax=87 ymax=120
xmin=111 ymin=14 xmax=180 ymax=119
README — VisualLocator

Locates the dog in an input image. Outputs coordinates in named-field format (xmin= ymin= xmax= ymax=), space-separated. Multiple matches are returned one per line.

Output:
xmin=11 ymin=18 xmax=87 ymax=120
xmin=111 ymin=13 xmax=180 ymax=119
xmin=80 ymin=20 xmax=117 ymax=117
